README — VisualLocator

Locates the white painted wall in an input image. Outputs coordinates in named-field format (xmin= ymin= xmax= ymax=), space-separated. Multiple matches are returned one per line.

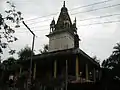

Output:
xmin=48 ymin=32 xmax=74 ymax=52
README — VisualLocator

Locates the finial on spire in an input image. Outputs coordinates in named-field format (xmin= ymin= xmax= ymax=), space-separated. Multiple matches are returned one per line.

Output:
xmin=75 ymin=17 xmax=76 ymax=23
xmin=63 ymin=1 xmax=65 ymax=7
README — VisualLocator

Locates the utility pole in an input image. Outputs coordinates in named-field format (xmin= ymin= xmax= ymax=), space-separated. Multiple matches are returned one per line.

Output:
xmin=22 ymin=21 xmax=35 ymax=90
xmin=65 ymin=60 xmax=68 ymax=90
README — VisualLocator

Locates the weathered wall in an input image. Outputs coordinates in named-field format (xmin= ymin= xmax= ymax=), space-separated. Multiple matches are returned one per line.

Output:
xmin=49 ymin=32 xmax=74 ymax=52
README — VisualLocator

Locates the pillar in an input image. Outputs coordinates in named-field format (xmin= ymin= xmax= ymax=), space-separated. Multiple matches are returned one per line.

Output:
xmin=54 ymin=60 xmax=57 ymax=78
xmin=76 ymin=55 xmax=79 ymax=80
xmin=93 ymin=68 xmax=96 ymax=82
xmin=85 ymin=64 xmax=88 ymax=81
xmin=33 ymin=63 xmax=36 ymax=80
xmin=44 ymin=86 xmax=46 ymax=90
xmin=99 ymin=70 xmax=101 ymax=80
xmin=19 ymin=67 xmax=22 ymax=75
xmin=61 ymin=87 xmax=63 ymax=90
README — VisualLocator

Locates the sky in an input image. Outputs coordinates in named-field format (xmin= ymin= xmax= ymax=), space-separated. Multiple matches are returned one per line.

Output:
xmin=0 ymin=0 xmax=120 ymax=63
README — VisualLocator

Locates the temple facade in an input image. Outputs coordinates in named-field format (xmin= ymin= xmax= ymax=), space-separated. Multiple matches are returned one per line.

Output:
xmin=19 ymin=1 xmax=100 ymax=90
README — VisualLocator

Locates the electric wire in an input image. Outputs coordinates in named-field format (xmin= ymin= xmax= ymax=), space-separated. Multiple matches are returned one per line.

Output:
xmin=19 ymin=13 xmax=120 ymax=30
xmin=20 ymin=3 xmax=120 ymax=27
xmin=25 ymin=0 xmax=112 ymax=22
xmin=16 ymin=19 xmax=120 ymax=34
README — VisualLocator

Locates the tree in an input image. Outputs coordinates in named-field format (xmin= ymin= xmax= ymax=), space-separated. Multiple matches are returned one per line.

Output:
xmin=18 ymin=46 xmax=35 ymax=60
xmin=113 ymin=43 xmax=120 ymax=55
xmin=101 ymin=60 xmax=107 ymax=68
xmin=101 ymin=42 xmax=120 ymax=80
xmin=100 ymin=43 xmax=120 ymax=90
xmin=2 ymin=57 xmax=17 ymax=71
xmin=0 ymin=57 xmax=17 ymax=84
xmin=113 ymin=43 xmax=120 ymax=63
xmin=0 ymin=1 xmax=23 ymax=55
xmin=93 ymin=55 xmax=100 ymax=64
xmin=102 ymin=43 xmax=120 ymax=68
xmin=39 ymin=44 xmax=48 ymax=54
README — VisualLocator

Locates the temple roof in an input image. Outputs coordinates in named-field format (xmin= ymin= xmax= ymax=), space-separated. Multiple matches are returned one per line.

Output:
xmin=32 ymin=48 xmax=99 ymax=67
xmin=47 ymin=1 xmax=78 ymax=38
xmin=18 ymin=48 xmax=99 ymax=67
xmin=55 ymin=1 xmax=72 ymax=30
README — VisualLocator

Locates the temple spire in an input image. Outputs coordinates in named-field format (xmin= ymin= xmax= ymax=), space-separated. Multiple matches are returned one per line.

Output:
xmin=56 ymin=1 xmax=72 ymax=30
xmin=53 ymin=17 xmax=54 ymax=20
xmin=63 ymin=1 xmax=65 ymax=7
xmin=74 ymin=17 xmax=76 ymax=24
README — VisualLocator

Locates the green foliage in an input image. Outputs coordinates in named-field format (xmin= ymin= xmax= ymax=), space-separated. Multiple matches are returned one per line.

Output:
xmin=18 ymin=46 xmax=35 ymax=60
xmin=102 ymin=42 xmax=120 ymax=79
xmin=113 ymin=43 xmax=120 ymax=55
xmin=1 ymin=57 xmax=19 ymax=72
xmin=0 ymin=1 xmax=23 ymax=55
xmin=102 ymin=43 xmax=120 ymax=68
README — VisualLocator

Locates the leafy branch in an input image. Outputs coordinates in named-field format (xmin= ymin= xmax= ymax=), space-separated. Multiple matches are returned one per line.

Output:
xmin=0 ymin=1 xmax=23 ymax=55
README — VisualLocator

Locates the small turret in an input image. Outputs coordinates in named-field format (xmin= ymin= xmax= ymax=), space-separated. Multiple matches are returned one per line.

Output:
xmin=73 ymin=17 xmax=77 ymax=33
xmin=50 ymin=18 xmax=55 ymax=33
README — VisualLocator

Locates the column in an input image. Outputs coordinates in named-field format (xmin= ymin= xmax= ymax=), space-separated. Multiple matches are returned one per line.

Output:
xmin=76 ymin=55 xmax=79 ymax=80
xmin=54 ymin=60 xmax=57 ymax=78
xmin=44 ymin=86 xmax=46 ymax=90
xmin=19 ymin=66 xmax=22 ymax=75
xmin=33 ymin=62 xmax=36 ymax=80
xmin=54 ymin=60 xmax=57 ymax=90
xmin=93 ymin=68 xmax=96 ymax=82
xmin=85 ymin=64 xmax=88 ymax=81
xmin=99 ymin=70 xmax=101 ymax=80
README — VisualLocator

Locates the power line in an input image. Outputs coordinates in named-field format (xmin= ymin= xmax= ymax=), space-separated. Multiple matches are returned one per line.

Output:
xmin=34 ymin=20 xmax=120 ymax=29
xmin=78 ymin=20 xmax=120 ymax=26
xmin=25 ymin=13 xmax=58 ymax=22
xmin=71 ymin=3 xmax=120 ymax=15
xmin=77 ymin=13 xmax=120 ymax=21
xmin=70 ymin=0 xmax=113 ymax=11
xmin=20 ymin=24 xmax=49 ymax=30
xmin=20 ymin=11 xmax=120 ymax=29
xmin=21 ymin=3 xmax=120 ymax=27
xmin=16 ymin=19 xmax=120 ymax=34
xmin=24 ymin=0 xmax=112 ymax=22
xmin=25 ymin=18 xmax=52 ymax=25
xmin=16 ymin=29 xmax=48 ymax=33
xmin=19 ymin=13 xmax=120 ymax=30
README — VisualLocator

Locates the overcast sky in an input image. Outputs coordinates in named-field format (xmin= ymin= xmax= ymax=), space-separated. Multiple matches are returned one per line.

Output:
xmin=1 ymin=0 xmax=120 ymax=63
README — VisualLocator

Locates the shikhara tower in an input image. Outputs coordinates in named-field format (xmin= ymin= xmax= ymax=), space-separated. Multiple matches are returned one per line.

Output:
xmin=47 ymin=1 xmax=80 ymax=52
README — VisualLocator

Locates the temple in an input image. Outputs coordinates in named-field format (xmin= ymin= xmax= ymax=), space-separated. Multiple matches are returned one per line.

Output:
xmin=19 ymin=1 xmax=100 ymax=90
xmin=48 ymin=1 xmax=79 ymax=52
